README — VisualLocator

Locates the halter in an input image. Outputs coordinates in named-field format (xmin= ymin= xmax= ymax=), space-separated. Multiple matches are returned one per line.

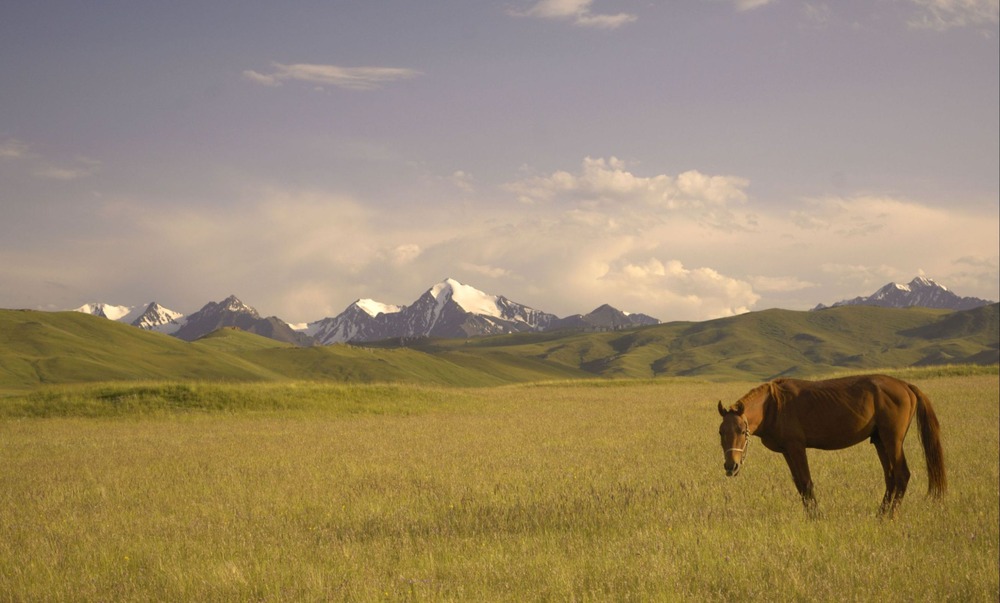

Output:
xmin=725 ymin=416 xmax=752 ymax=462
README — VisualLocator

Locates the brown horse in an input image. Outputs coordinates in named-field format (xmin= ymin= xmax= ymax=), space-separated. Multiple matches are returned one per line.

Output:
xmin=717 ymin=374 xmax=946 ymax=517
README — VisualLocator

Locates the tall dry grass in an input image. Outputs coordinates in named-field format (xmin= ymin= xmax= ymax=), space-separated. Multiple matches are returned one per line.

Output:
xmin=0 ymin=372 xmax=996 ymax=600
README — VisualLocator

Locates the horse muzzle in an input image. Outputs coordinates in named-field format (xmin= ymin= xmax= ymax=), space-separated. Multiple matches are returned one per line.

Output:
xmin=725 ymin=461 xmax=741 ymax=477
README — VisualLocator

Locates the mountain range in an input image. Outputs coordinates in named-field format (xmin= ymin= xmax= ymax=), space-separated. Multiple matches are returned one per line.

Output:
xmin=68 ymin=276 xmax=994 ymax=347
xmin=812 ymin=277 xmax=994 ymax=311
xmin=72 ymin=278 xmax=660 ymax=346
xmin=172 ymin=295 xmax=313 ymax=346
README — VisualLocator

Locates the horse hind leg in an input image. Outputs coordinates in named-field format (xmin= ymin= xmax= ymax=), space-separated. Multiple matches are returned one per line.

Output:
xmin=871 ymin=431 xmax=895 ymax=515
xmin=873 ymin=430 xmax=911 ymax=518
xmin=883 ymin=452 xmax=911 ymax=519
xmin=892 ymin=451 xmax=911 ymax=511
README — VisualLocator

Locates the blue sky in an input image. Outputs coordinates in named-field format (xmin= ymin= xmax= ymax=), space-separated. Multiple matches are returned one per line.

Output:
xmin=1 ymin=0 xmax=997 ymax=322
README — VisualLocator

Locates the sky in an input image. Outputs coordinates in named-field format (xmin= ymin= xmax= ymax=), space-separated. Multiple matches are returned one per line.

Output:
xmin=1 ymin=0 xmax=998 ymax=324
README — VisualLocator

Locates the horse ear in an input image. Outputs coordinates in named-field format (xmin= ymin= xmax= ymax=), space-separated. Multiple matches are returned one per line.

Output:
xmin=734 ymin=401 xmax=745 ymax=415
xmin=717 ymin=400 xmax=726 ymax=416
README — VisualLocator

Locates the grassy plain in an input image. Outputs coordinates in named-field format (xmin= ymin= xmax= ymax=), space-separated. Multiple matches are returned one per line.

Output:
xmin=0 ymin=368 xmax=997 ymax=601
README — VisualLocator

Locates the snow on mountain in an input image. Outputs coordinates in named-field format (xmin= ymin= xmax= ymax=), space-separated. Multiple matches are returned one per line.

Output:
xmin=402 ymin=278 xmax=561 ymax=339
xmin=75 ymin=301 xmax=185 ymax=332
xmin=74 ymin=303 xmax=136 ymax=322
xmin=219 ymin=295 xmax=259 ymax=317
xmin=813 ymin=277 xmax=995 ymax=311
xmin=305 ymin=278 xmax=656 ymax=345
xmin=432 ymin=278 xmax=500 ymax=317
xmin=130 ymin=302 xmax=185 ymax=334
xmin=65 ymin=279 xmax=662 ymax=346
xmin=304 ymin=298 xmax=402 ymax=345
xmin=356 ymin=299 xmax=402 ymax=318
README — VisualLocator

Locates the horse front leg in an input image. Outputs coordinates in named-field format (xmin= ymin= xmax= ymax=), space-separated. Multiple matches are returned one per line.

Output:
xmin=782 ymin=445 xmax=818 ymax=517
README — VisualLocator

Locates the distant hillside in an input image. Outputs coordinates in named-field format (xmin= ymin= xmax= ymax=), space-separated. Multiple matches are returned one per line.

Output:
xmin=1 ymin=304 xmax=996 ymax=389
xmin=0 ymin=310 xmax=282 ymax=388
xmin=411 ymin=303 xmax=997 ymax=381
xmin=0 ymin=310 xmax=585 ymax=390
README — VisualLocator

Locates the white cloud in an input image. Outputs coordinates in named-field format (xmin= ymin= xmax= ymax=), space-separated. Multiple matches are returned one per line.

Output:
xmin=88 ymin=189 xmax=383 ymax=309
xmin=243 ymin=62 xmax=422 ymax=91
xmin=448 ymin=170 xmax=476 ymax=193
xmin=749 ymin=275 xmax=818 ymax=292
xmin=460 ymin=263 xmax=512 ymax=279
xmin=705 ymin=0 xmax=777 ymax=11
xmin=732 ymin=0 xmax=778 ymax=10
xmin=389 ymin=244 xmax=423 ymax=266
xmin=905 ymin=0 xmax=999 ymax=30
xmin=954 ymin=254 xmax=998 ymax=269
xmin=0 ymin=139 xmax=100 ymax=180
xmin=241 ymin=70 xmax=281 ymax=87
xmin=756 ymin=194 xmax=1000 ymax=303
xmin=790 ymin=195 xmax=948 ymax=238
xmin=512 ymin=0 xmax=637 ymax=28
xmin=718 ymin=0 xmax=997 ymax=29
xmin=0 ymin=138 xmax=30 ymax=159
xmin=33 ymin=165 xmax=96 ymax=181
xmin=504 ymin=157 xmax=750 ymax=222
xmin=800 ymin=2 xmax=833 ymax=26
xmin=604 ymin=258 xmax=760 ymax=318
xmin=33 ymin=157 xmax=101 ymax=180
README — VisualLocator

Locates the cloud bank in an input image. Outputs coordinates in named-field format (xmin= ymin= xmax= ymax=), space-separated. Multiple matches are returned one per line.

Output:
xmin=2 ymin=156 xmax=996 ymax=324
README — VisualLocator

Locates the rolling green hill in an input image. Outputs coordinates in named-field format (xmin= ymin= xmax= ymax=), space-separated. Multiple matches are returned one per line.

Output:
xmin=407 ymin=304 xmax=998 ymax=380
xmin=0 ymin=304 xmax=996 ymax=390
xmin=0 ymin=311 xmax=282 ymax=388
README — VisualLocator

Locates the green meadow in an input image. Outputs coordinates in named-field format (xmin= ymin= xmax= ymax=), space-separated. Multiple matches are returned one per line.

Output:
xmin=1 ymin=367 xmax=996 ymax=601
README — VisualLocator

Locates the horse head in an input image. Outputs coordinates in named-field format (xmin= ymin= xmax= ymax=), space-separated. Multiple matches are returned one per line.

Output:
xmin=718 ymin=400 xmax=750 ymax=477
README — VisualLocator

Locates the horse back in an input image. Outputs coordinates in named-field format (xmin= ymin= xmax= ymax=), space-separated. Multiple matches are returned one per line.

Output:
xmin=768 ymin=374 xmax=915 ymax=450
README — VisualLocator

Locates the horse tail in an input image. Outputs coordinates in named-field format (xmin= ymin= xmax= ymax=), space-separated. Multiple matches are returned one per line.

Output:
xmin=910 ymin=383 xmax=947 ymax=498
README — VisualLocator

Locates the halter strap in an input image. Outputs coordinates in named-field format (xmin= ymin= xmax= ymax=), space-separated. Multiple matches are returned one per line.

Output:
xmin=725 ymin=417 xmax=753 ymax=458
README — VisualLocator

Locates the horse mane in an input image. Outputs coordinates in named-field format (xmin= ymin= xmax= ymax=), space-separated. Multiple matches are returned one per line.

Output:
xmin=732 ymin=382 xmax=781 ymax=410
xmin=767 ymin=379 xmax=793 ymax=407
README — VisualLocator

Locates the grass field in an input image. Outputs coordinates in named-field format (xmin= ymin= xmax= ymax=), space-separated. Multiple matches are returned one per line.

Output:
xmin=1 ymin=368 xmax=997 ymax=601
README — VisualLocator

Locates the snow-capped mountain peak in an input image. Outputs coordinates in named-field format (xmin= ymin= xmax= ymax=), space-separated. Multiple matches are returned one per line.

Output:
xmin=64 ymin=280 xmax=662 ymax=347
xmin=355 ymin=298 xmax=401 ymax=318
xmin=814 ymin=276 xmax=991 ymax=311
xmin=219 ymin=294 xmax=258 ymax=317
xmin=302 ymin=299 xmax=402 ymax=343
xmin=883 ymin=277 xmax=942 ymax=297
xmin=131 ymin=302 xmax=185 ymax=333
xmin=74 ymin=302 xmax=135 ymax=321
xmin=910 ymin=276 xmax=943 ymax=290
xmin=431 ymin=278 xmax=502 ymax=318
xmin=74 ymin=301 xmax=185 ymax=333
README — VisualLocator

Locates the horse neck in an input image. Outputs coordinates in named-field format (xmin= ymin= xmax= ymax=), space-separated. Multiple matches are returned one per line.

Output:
xmin=744 ymin=384 xmax=775 ymax=435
